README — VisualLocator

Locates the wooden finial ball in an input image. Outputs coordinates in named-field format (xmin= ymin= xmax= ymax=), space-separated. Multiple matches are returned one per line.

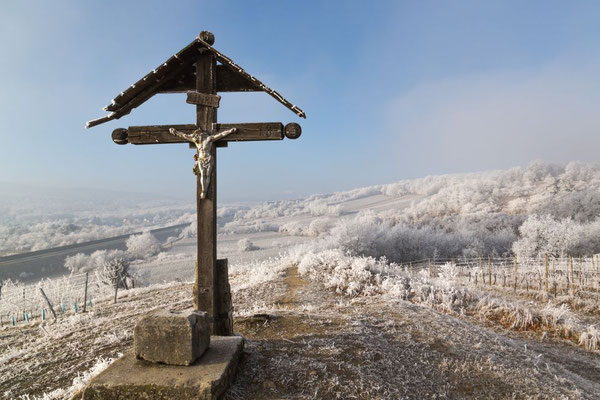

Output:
xmin=198 ymin=31 xmax=215 ymax=45
xmin=112 ymin=128 xmax=129 ymax=145
xmin=284 ymin=123 xmax=302 ymax=139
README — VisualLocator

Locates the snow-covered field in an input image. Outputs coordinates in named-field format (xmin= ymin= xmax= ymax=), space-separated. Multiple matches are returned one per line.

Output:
xmin=2 ymin=161 xmax=600 ymax=398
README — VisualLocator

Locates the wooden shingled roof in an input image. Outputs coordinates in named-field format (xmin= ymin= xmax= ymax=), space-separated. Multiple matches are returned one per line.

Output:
xmin=86 ymin=36 xmax=306 ymax=128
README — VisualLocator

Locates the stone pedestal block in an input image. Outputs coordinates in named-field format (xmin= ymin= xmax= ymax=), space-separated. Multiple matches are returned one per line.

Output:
xmin=134 ymin=308 xmax=210 ymax=366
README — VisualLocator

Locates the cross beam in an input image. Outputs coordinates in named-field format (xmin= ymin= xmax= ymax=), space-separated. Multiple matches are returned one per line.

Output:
xmin=111 ymin=122 xmax=301 ymax=145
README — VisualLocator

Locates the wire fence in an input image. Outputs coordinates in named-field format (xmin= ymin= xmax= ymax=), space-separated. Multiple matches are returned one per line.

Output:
xmin=403 ymin=255 xmax=600 ymax=297
xmin=0 ymin=270 xmax=132 ymax=327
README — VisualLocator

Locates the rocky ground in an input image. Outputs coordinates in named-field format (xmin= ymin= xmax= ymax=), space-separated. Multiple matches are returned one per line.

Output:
xmin=2 ymin=262 xmax=599 ymax=399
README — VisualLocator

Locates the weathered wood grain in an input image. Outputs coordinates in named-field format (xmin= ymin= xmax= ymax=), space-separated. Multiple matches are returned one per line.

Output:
xmin=125 ymin=125 xmax=196 ymax=144
xmin=194 ymin=51 xmax=218 ymax=334
xmin=284 ymin=122 xmax=302 ymax=139
xmin=216 ymin=65 xmax=260 ymax=92
xmin=186 ymin=91 xmax=221 ymax=107
xmin=157 ymin=65 xmax=262 ymax=93
xmin=214 ymin=122 xmax=284 ymax=141
xmin=121 ymin=122 xmax=284 ymax=145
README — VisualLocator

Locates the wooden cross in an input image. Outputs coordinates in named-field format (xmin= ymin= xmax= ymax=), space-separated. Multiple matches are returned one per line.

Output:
xmin=87 ymin=31 xmax=305 ymax=334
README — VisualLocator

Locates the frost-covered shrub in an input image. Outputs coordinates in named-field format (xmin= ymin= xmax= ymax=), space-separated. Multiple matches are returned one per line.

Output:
xmin=535 ymin=189 xmax=600 ymax=223
xmin=306 ymin=217 xmax=336 ymax=237
xmin=512 ymin=215 xmax=580 ymax=259
xmin=297 ymin=249 xmax=395 ymax=297
xmin=279 ymin=221 xmax=307 ymax=236
xmin=222 ymin=220 xmax=279 ymax=234
xmin=64 ymin=249 xmax=128 ymax=273
xmin=324 ymin=211 xmax=490 ymax=263
xmin=97 ymin=257 xmax=131 ymax=288
xmin=64 ymin=253 xmax=89 ymax=273
xmin=304 ymin=200 xmax=343 ymax=217
xmin=237 ymin=238 xmax=258 ymax=252
xmin=578 ymin=325 xmax=599 ymax=350
xmin=126 ymin=231 xmax=160 ymax=260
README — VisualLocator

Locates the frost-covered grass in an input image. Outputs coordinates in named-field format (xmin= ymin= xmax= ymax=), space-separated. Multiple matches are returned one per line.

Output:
xmin=2 ymin=245 xmax=600 ymax=398
xmin=0 ymin=281 xmax=191 ymax=398
xmin=290 ymin=248 xmax=600 ymax=351
xmin=13 ymin=356 xmax=115 ymax=400
xmin=0 ymin=272 xmax=117 ymax=324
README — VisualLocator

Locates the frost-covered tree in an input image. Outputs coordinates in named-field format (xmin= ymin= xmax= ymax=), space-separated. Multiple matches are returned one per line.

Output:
xmin=64 ymin=253 xmax=89 ymax=273
xmin=512 ymin=214 xmax=580 ymax=259
xmin=126 ymin=231 xmax=160 ymax=260
xmin=98 ymin=257 xmax=131 ymax=289
xmin=64 ymin=249 xmax=128 ymax=274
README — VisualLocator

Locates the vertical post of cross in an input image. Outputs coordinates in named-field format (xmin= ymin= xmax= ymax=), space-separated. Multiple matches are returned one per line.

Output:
xmin=194 ymin=31 xmax=218 ymax=333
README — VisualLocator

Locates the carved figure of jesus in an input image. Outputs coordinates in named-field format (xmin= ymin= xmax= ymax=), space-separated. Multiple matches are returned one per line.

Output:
xmin=169 ymin=127 xmax=237 ymax=199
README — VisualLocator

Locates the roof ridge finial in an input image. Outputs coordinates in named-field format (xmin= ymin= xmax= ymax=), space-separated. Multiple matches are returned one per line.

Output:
xmin=198 ymin=31 xmax=215 ymax=46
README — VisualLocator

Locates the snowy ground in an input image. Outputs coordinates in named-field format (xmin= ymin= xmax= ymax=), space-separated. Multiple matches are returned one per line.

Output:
xmin=2 ymin=187 xmax=600 ymax=399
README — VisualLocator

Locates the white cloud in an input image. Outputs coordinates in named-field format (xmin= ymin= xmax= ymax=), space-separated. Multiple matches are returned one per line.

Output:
xmin=384 ymin=57 xmax=600 ymax=173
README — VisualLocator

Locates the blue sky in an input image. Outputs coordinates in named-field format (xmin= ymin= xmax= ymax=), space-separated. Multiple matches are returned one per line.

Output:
xmin=1 ymin=1 xmax=599 ymax=202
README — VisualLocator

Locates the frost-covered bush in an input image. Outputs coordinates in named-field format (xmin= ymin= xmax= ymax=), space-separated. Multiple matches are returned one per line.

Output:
xmin=279 ymin=221 xmax=307 ymax=236
xmin=64 ymin=249 xmax=128 ymax=273
xmin=237 ymin=238 xmax=258 ymax=252
xmin=98 ymin=257 xmax=131 ymax=288
xmin=306 ymin=217 xmax=336 ymax=237
xmin=222 ymin=220 xmax=278 ymax=234
xmin=512 ymin=215 xmax=580 ymax=259
xmin=297 ymin=249 xmax=395 ymax=297
xmin=64 ymin=253 xmax=89 ymax=273
xmin=320 ymin=211 xmax=512 ymax=263
xmin=578 ymin=325 xmax=599 ymax=350
xmin=126 ymin=231 xmax=160 ymax=260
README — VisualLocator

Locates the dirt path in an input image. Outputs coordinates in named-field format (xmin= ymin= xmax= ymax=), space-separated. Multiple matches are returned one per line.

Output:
xmin=229 ymin=267 xmax=600 ymax=399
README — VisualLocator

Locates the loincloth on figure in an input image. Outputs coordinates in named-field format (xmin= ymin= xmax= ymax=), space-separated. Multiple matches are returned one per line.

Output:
xmin=193 ymin=154 xmax=212 ymax=175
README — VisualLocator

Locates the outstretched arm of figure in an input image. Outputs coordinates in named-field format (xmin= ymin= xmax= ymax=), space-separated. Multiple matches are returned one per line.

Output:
xmin=169 ymin=128 xmax=195 ymax=142
xmin=209 ymin=128 xmax=237 ymax=142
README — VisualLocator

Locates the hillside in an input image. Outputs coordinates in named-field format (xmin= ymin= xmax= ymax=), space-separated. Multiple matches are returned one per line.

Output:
xmin=2 ymin=161 xmax=600 ymax=399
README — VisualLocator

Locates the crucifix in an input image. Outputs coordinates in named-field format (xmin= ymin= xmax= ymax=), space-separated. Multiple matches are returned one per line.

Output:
xmin=87 ymin=31 xmax=305 ymax=335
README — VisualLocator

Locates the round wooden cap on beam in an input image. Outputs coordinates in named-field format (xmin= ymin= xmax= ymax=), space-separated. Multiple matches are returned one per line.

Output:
xmin=284 ymin=123 xmax=302 ymax=139
xmin=198 ymin=31 xmax=215 ymax=45
xmin=112 ymin=128 xmax=129 ymax=145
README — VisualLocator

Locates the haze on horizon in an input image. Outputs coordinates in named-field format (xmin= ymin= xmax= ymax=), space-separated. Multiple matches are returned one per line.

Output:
xmin=1 ymin=1 xmax=599 ymax=203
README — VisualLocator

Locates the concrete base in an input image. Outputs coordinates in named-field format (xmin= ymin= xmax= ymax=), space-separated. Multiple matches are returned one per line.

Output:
xmin=83 ymin=336 xmax=244 ymax=400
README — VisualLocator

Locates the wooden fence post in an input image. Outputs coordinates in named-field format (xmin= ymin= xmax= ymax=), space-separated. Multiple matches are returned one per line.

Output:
xmin=544 ymin=254 xmax=549 ymax=293
xmin=39 ymin=288 xmax=57 ymax=320
xmin=570 ymin=257 xmax=575 ymax=292
xmin=113 ymin=277 xmax=119 ymax=304
xmin=513 ymin=257 xmax=518 ymax=292
xmin=83 ymin=272 xmax=89 ymax=313
xmin=579 ymin=256 xmax=583 ymax=287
